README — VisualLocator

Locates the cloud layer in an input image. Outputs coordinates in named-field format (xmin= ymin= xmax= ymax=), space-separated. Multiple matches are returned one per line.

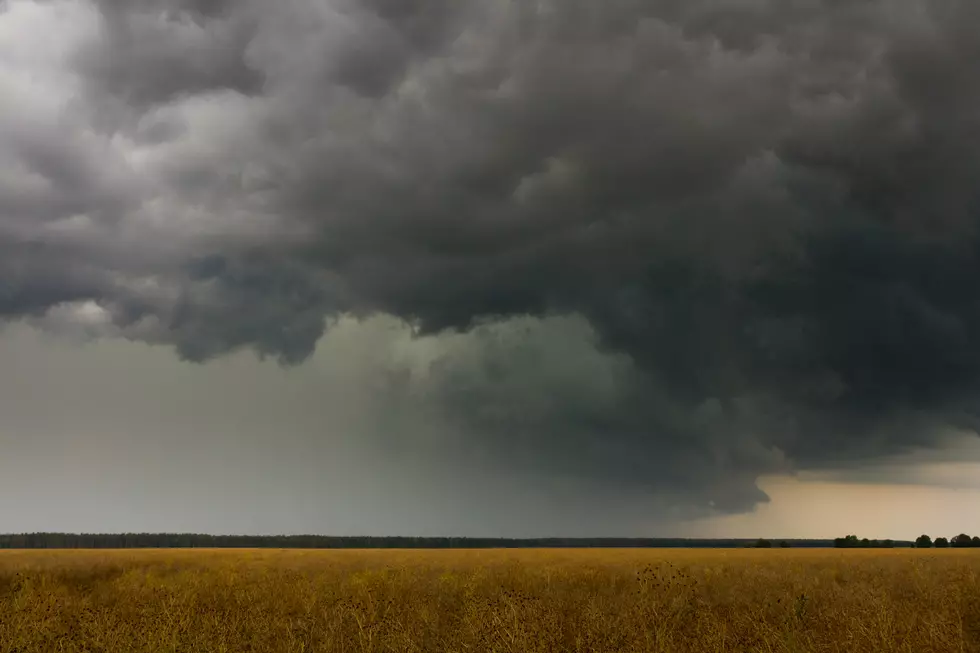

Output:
xmin=3 ymin=0 xmax=980 ymax=514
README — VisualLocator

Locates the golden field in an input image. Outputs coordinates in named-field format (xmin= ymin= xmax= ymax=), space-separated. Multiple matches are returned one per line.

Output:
xmin=1 ymin=548 xmax=978 ymax=652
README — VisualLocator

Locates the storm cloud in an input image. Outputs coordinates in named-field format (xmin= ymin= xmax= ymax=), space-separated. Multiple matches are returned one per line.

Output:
xmin=2 ymin=0 xmax=980 ymax=515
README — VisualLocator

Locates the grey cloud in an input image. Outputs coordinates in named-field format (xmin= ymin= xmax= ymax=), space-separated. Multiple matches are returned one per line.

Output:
xmin=329 ymin=0 xmax=467 ymax=97
xmin=2 ymin=0 xmax=980 ymax=514
xmin=76 ymin=0 xmax=264 ymax=109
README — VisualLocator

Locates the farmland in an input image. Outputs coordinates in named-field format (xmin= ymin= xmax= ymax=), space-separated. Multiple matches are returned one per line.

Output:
xmin=1 ymin=548 xmax=978 ymax=652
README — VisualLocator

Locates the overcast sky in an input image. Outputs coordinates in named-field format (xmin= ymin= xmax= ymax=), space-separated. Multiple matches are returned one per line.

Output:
xmin=2 ymin=0 xmax=980 ymax=539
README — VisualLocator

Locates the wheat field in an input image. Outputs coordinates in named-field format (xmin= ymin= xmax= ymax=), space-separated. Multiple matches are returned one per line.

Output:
xmin=1 ymin=547 xmax=978 ymax=652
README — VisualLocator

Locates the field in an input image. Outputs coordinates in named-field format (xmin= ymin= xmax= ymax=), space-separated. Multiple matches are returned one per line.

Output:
xmin=1 ymin=548 xmax=978 ymax=653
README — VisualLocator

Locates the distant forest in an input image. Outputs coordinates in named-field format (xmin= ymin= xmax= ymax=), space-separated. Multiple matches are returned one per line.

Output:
xmin=0 ymin=533 xmax=855 ymax=549
xmin=832 ymin=534 xmax=980 ymax=548
xmin=834 ymin=533 xmax=980 ymax=549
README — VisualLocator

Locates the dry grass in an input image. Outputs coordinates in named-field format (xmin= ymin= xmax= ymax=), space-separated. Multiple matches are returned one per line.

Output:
xmin=0 ymin=547 xmax=978 ymax=652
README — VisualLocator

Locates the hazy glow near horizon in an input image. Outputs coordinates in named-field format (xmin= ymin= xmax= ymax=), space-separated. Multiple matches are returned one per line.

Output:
xmin=679 ymin=474 xmax=980 ymax=541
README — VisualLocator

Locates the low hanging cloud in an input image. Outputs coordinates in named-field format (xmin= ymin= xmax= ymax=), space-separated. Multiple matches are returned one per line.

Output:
xmin=2 ymin=0 xmax=980 ymax=514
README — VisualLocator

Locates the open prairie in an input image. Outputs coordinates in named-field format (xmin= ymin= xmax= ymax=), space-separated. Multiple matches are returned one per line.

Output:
xmin=1 ymin=548 xmax=978 ymax=652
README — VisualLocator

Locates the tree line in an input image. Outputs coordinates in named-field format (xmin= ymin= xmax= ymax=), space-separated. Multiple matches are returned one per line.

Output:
xmin=11 ymin=533 xmax=975 ymax=550
xmin=833 ymin=534 xmax=980 ymax=548
xmin=749 ymin=539 xmax=793 ymax=548
xmin=911 ymin=534 xmax=980 ymax=548
xmin=833 ymin=535 xmax=900 ymax=548
xmin=0 ymin=533 xmax=844 ymax=549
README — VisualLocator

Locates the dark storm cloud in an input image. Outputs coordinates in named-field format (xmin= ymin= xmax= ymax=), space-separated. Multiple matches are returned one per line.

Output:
xmin=168 ymin=251 xmax=335 ymax=363
xmin=4 ymin=0 xmax=980 ymax=512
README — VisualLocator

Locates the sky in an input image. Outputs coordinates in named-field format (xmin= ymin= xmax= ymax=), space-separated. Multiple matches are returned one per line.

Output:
xmin=1 ymin=0 xmax=979 ymax=540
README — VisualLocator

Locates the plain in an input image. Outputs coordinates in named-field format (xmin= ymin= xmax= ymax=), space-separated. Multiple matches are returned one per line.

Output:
xmin=1 ymin=547 xmax=978 ymax=653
